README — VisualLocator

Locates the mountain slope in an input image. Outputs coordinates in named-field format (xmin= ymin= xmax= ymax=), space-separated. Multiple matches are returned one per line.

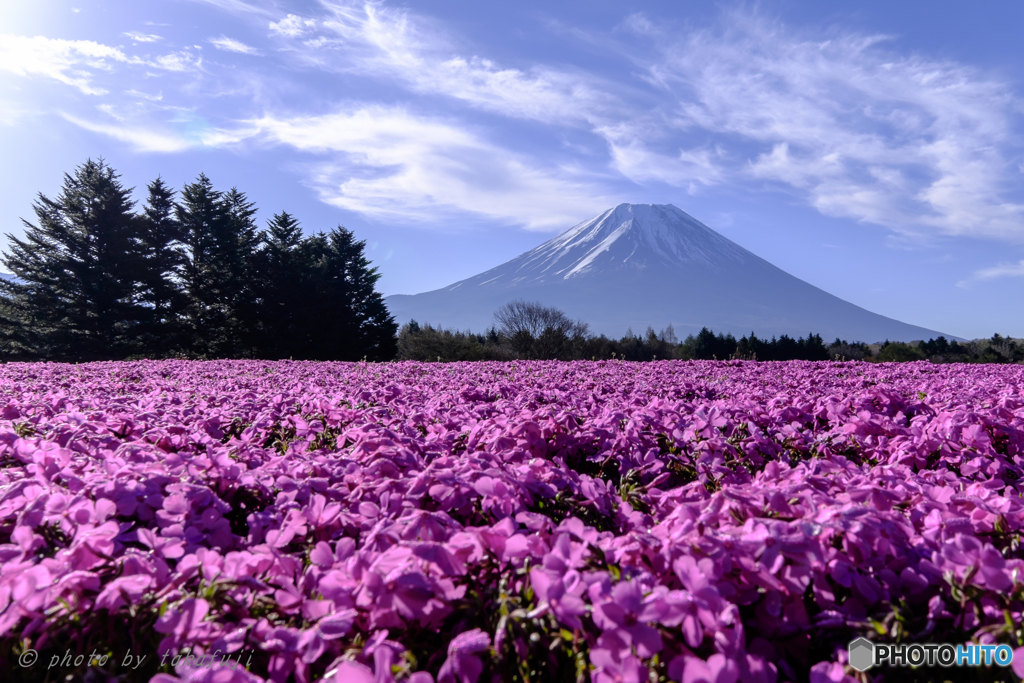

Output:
xmin=386 ymin=204 xmax=953 ymax=343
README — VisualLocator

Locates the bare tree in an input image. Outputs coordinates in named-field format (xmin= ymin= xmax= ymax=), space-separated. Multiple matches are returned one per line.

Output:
xmin=493 ymin=300 xmax=589 ymax=359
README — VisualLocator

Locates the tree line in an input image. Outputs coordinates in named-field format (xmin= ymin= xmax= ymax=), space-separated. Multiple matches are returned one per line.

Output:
xmin=397 ymin=300 xmax=1023 ymax=364
xmin=4 ymin=164 xmax=1016 ymax=367
xmin=0 ymin=159 xmax=397 ymax=362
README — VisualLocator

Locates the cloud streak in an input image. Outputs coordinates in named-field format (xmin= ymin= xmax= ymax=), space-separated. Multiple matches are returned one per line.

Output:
xmin=61 ymin=113 xmax=192 ymax=152
xmin=959 ymin=259 xmax=1024 ymax=287
xmin=633 ymin=11 xmax=1024 ymax=241
xmin=15 ymin=3 xmax=1023 ymax=244
xmin=209 ymin=35 xmax=261 ymax=55
xmin=218 ymin=105 xmax=616 ymax=230
xmin=975 ymin=260 xmax=1024 ymax=279
xmin=0 ymin=34 xmax=201 ymax=94
xmin=260 ymin=3 xmax=1024 ymax=241
xmin=275 ymin=2 xmax=623 ymax=127
xmin=124 ymin=32 xmax=162 ymax=43
xmin=0 ymin=34 xmax=132 ymax=95
xmin=269 ymin=14 xmax=317 ymax=38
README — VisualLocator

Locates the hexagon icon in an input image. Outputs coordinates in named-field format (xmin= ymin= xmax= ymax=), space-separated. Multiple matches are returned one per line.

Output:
xmin=848 ymin=638 xmax=875 ymax=672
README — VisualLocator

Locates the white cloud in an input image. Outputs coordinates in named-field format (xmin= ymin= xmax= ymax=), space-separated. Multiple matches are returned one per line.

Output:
xmin=639 ymin=12 xmax=1024 ymax=240
xmin=971 ymin=260 xmax=1024 ymax=281
xmin=96 ymin=103 xmax=124 ymax=121
xmin=208 ymin=36 xmax=260 ymax=55
xmin=151 ymin=51 xmax=202 ymax=71
xmin=270 ymin=14 xmax=317 ymax=38
xmin=317 ymin=1 xmax=617 ymax=126
xmin=0 ymin=34 xmax=131 ymax=95
xmin=218 ymin=105 xmax=616 ymax=230
xmin=124 ymin=32 xmax=162 ymax=43
xmin=0 ymin=34 xmax=202 ymax=94
xmin=957 ymin=258 xmax=1024 ymax=287
xmin=185 ymin=0 xmax=272 ymax=17
xmin=597 ymin=120 xmax=726 ymax=189
xmin=42 ymin=1 xmax=1020 ymax=247
xmin=61 ymin=113 xmax=191 ymax=152
xmin=127 ymin=89 xmax=164 ymax=102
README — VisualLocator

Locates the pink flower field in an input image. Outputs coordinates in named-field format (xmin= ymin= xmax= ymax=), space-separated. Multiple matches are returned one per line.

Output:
xmin=2 ymin=359 xmax=1024 ymax=683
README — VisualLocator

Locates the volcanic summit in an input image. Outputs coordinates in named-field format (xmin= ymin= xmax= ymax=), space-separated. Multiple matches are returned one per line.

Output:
xmin=385 ymin=203 xmax=949 ymax=342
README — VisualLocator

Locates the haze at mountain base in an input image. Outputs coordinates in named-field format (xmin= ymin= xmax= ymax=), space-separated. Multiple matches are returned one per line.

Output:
xmin=386 ymin=204 xmax=954 ymax=343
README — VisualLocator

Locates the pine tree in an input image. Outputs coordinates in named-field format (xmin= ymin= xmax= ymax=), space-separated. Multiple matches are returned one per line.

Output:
xmin=300 ymin=227 xmax=397 ymax=361
xmin=176 ymin=176 xmax=261 ymax=358
xmin=253 ymin=212 xmax=308 ymax=358
xmin=136 ymin=177 xmax=186 ymax=355
xmin=176 ymin=173 xmax=227 ymax=358
xmin=222 ymin=187 xmax=261 ymax=357
xmin=0 ymin=159 xmax=151 ymax=360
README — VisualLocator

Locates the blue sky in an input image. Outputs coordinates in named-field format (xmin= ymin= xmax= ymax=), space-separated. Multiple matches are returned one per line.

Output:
xmin=2 ymin=1 xmax=1023 ymax=340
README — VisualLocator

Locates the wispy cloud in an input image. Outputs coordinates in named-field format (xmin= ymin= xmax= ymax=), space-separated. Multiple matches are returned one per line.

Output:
xmin=150 ymin=51 xmax=203 ymax=71
xmin=269 ymin=14 xmax=317 ymax=38
xmin=959 ymin=259 xmax=1024 ymax=287
xmin=127 ymin=89 xmax=164 ymax=102
xmin=124 ymin=32 xmax=162 ymax=43
xmin=26 ymin=2 xmax=1024 ymax=244
xmin=597 ymin=120 xmax=726 ymax=191
xmin=209 ymin=35 xmax=260 ymax=55
xmin=215 ymin=105 xmax=616 ymax=230
xmin=184 ymin=0 xmax=273 ymax=17
xmin=976 ymin=260 xmax=1024 ymax=279
xmin=275 ymin=2 xmax=623 ymax=127
xmin=0 ymin=34 xmax=132 ymax=95
xmin=0 ymin=34 xmax=201 ymax=94
xmin=61 ymin=113 xmax=191 ymax=152
xmin=633 ymin=11 xmax=1024 ymax=241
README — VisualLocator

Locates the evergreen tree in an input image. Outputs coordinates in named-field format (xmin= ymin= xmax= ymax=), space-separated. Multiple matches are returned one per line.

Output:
xmin=222 ymin=187 xmax=262 ymax=356
xmin=177 ymin=174 xmax=225 ymax=357
xmin=802 ymin=332 xmax=829 ymax=361
xmin=300 ymin=227 xmax=397 ymax=360
xmin=0 ymin=159 xmax=151 ymax=360
xmin=176 ymin=175 xmax=260 ymax=358
xmin=690 ymin=327 xmax=736 ymax=360
xmin=136 ymin=177 xmax=186 ymax=355
xmin=253 ymin=212 xmax=308 ymax=358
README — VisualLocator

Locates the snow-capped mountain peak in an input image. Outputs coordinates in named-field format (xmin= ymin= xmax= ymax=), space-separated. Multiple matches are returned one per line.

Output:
xmin=538 ymin=203 xmax=753 ymax=277
xmin=385 ymin=203 xmax=953 ymax=342
xmin=461 ymin=203 xmax=754 ymax=289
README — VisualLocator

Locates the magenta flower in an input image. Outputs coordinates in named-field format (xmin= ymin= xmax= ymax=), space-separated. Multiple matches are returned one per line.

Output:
xmin=591 ymin=581 xmax=664 ymax=658
xmin=1 ymin=358 xmax=1023 ymax=683
xmin=155 ymin=598 xmax=210 ymax=651
xmin=669 ymin=654 xmax=739 ymax=683
xmin=437 ymin=628 xmax=490 ymax=683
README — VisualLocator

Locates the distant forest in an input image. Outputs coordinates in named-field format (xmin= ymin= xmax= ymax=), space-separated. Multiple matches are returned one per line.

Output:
xmin=3 ymin=161 xmax=1019 ymax=366
xmin=399 ymin=300 xmax=1024 ymax=364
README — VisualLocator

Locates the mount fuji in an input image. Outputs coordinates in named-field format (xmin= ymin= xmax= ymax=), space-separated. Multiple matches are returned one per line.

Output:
xmin=385 ymin=204 xmax=951 ymax=342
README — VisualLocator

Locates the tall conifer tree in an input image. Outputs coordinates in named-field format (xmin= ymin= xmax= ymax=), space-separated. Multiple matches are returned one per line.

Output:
xmin=177 ymin=175 xmax=261 ymax=358
xmin=222 ymin=187 xmax=261 ymax=356
xmin=0 ymin=159 xmax=150 ymax=360
xmin=136 ymin=177 xmax=186 ymax=355
xmin=253 ymin=212 xmax=307 ymax=358
xmin=176 ymin=173 xmax=226 ymax=357
xmin=300 ymin=227 xmax=397 ymax=361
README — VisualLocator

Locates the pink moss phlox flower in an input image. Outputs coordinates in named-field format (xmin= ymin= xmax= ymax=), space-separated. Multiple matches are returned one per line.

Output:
xmin=591 ymin=580 xmax=665 ymax=658
xmin=437 ymin=628 xmax=490 ymax=683
xmin=2 ymin=359 xmax=1023 ymax=681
